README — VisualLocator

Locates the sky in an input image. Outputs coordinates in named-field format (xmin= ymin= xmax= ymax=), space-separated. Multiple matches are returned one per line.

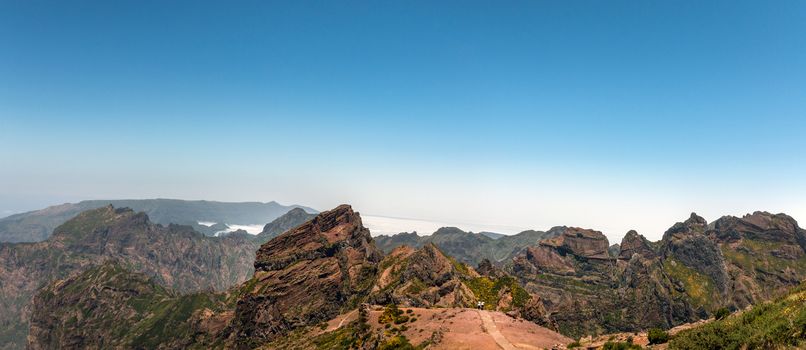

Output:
xmin=2 ymin=0 xmax=806 ymax=242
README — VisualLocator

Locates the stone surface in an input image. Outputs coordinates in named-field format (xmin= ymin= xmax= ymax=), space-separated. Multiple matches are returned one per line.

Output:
xmin=228 ymin=205 xmax=382 ymax=346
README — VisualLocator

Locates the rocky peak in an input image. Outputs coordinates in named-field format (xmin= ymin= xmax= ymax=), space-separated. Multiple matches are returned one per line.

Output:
xmin=253 ymin=204 xmax=378 ymax=271
xmin=618 ymin=230 xmax=656 ymax=260
xmin=370 ymin=242 xmax=477 ymax=308
xmin=662 ymin=212 xmax=708 ymax=242
xmin=432 ymin=227 xmax=467 ymax=236
xmin=231 ymin=205 xmax=382 ymax=344
xmin=540 ymin=227 xmax=611 ymax=260
xmin=740 ymin=211 xmax=798 ymax=231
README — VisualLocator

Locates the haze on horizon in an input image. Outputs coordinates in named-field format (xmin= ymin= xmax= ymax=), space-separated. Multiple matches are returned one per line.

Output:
xmin=2 ymin=1 xmax=805 ymax=243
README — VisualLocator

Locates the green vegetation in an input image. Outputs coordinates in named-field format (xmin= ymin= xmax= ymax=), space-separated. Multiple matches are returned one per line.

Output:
xmin=464 ymin=275 xmax=530 ymax=311
xmin=670 ymin=283 xmax=806 ymax=349
xmin=314 ymin=307 xmax=427 ymax=350
xmin=445 ymin=253 xmax=471 ymax=275
xmin=714 ymin=307 xmax=730 ymax=320
xmin=602 ymin=341 xmax=642 ymax=350
xmin=721 ymin=239 xmax=806 ymax=278
xmin=647 ymin=328 xmax=669 ymax=344
xmin=379 ymin=304 xmax=414 ymax=325
xmin=567 ymin=340 xmax=581 ymax=348
xmin=378 ymin=335 xmax=420 ymax=350
xmin=663 ymin=258 xmax=716 ymax=309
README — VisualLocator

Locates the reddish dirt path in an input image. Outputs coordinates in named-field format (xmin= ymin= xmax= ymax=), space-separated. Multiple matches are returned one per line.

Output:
xmin=477 ymin=309 xmax=519 ymax=350
xmin=325 ymin=307 xmax=571 ymax=349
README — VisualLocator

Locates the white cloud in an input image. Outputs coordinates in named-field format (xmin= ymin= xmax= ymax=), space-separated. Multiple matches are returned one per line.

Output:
xmin=216 ymin=224 xmax=264 ymax=236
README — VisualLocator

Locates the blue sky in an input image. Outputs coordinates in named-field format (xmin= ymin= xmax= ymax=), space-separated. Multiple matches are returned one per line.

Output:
xmin=2 ymin=0 xmax=805 ymax=241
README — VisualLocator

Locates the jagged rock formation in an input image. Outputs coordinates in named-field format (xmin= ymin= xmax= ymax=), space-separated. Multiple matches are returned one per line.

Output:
xmin=228 ymin=204 xmax=382 ymax=347
xmin=618 ymin=230 xmax=656 ymax=260
xmin=369 ymin=244 xmax=477 ymax=307
xmin=254 ymin=207 xmax=316 ymax=242
xmin=511 ymin=211 xmax=806 ymax=338
xmin=0 ymin=205 xmax=261 ymax=350
xmin=374 ymin=226 xmax=564 ymax=266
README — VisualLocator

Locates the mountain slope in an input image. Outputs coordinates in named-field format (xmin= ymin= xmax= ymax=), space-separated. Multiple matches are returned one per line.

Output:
xmin=510 ymin=211 xmax=806 ymax=338
xmin=0 ymin=199 xmax=316 ymax=243
xmin=669 ymin=281 xmax=806 ymax=349
xmin=28 ymin=261 xmax=231 ymax=350
xmin=0 ymin=205 xmax=262 ymax=350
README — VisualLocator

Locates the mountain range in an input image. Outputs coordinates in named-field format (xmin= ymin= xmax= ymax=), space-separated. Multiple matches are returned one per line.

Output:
xmin=0 ymin=199 xmax=316 ymax=243
xmin=0 ymin=206 xmax=315 ymax=350
xmin=373 ymin=226 xmax=566 ymax=266
xmin=2 ymin=202 xmax=805 ymax=349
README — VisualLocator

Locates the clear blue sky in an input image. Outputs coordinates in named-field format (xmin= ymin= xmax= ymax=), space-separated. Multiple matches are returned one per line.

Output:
xmin=2 ymin=0 xmax=805 ymax=241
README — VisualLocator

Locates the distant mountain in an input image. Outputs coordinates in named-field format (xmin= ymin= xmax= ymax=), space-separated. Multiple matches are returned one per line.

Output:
xmin=0 ymin=198 xmax=317 ymax=243
xmin=480 ymin=231 xmax=506 ymax=239
xmin=373 ymin=226 xmax=564 ymax=266
xmin=254 ymin=207 xmax=316 ymax=241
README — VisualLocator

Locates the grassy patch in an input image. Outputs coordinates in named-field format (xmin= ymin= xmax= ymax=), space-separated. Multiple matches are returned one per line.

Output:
xmin=663 ymin=258 xmax=715 ymax=309
xmin=670 ymin=283 xmax=806 ymax=349
xmin=464 ymin=275 xmax=531 ymax=311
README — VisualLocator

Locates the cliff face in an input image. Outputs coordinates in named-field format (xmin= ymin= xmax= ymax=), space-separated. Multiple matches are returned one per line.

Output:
xmin=228 ymin=204 xmax=382 ymax=347
xmin=618 ymin=230 xmax=656 ymax=260
xmin=27 ymin=261 xmax=230 ymax=350
xmin=511 ymin=212 xmax=806 ymax=338
xmin=0 ymin=205 xmax=261 ymax=350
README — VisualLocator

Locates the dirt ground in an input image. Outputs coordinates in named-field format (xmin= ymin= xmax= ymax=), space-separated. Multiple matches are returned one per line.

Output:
xmin=325 ymin=307 xmax=572 ymax=350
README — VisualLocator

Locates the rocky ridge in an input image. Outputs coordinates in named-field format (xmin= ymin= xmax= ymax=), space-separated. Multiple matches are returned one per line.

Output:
xmin=0 ymin=205 xmax=267 ymax=350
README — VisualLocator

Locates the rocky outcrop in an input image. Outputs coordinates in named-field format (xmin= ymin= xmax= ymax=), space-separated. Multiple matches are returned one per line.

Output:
xmin=618 ymin=230 xmax=656 ymax=260
xmin=511 ymin=212 xmax=806 ymax=338
xmin=369 ymin=244 xmax=477 ymax=308
xmin=661 ymin=213 xmax=730 ymax=304
xmin=228 ymin=205 xmax=382 ymax=347
xmin=511 ymin=227 xmax=621 ymax=336
xmin=540 ymin=227 xmax=612 ymax=260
